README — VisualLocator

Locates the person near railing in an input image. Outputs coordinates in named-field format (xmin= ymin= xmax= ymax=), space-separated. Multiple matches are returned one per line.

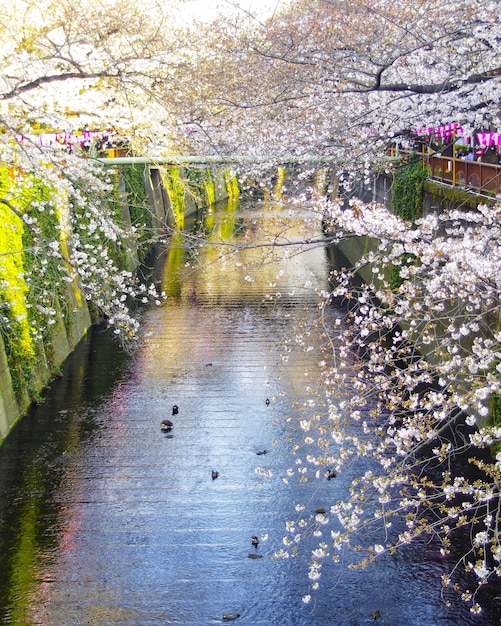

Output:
xmin=481 ymin=146 xmax=499 ymax=164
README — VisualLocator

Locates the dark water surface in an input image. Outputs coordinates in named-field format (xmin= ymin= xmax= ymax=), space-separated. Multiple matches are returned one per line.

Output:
xmin=1 ymin=198 xmax=501 ymax=625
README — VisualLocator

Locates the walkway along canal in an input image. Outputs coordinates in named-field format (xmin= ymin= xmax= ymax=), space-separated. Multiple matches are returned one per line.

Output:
xmin=1 ymin=194 xmax=501 ymax=625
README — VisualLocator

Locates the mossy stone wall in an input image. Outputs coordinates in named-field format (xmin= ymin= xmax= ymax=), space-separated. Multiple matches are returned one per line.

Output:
xmin=0 ymin=163 xmax=240 ymax=444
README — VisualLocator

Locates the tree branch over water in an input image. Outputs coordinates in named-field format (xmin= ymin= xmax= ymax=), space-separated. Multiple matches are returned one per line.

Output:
xmin=1 ymin=0 xmax=501 ymax=615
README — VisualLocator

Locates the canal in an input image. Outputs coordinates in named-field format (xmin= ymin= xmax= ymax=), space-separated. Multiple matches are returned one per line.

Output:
xmin=1 ymin=192 xmax=501 ymax=625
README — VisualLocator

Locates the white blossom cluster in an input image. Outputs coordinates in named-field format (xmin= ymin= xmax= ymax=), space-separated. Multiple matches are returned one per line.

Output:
xmin=0 ymin=145 xmax=165 ymax=351
xmin=274 ymin=195 xmax=501 ymax=612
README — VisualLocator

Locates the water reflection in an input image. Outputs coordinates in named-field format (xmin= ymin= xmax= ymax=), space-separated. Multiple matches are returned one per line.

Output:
xmin=0 ymin=196 xmax=500 ymax=625
xmin=0 ymin=324 xmax=130 ymax=624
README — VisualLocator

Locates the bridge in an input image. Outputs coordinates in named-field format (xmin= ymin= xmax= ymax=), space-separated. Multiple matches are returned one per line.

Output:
xmin=96 ymin=155 xmax=335 ymax=166
xmin=98 ymin=153 xmax=501 ymax=196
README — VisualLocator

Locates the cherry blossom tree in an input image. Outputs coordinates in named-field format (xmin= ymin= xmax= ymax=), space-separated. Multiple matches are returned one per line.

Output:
xmin=0 ymin=0 xmax=196 ymax=347
xmin=0 ymin=0 xmax=191 ymax=146
xmin=269 ymin=195 xmax=501 ymax=615
xmin=178 ymin=0 xmax=501 ymax=165
xmin=174 ymin=0 xmax=501 ymax=613
xmin=2 ymin=0 xmax=501 ymax=612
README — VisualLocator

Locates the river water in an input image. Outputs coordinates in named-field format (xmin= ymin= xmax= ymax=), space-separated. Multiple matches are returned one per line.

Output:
xmin=1 ymin=193 xmax=501 ymax=625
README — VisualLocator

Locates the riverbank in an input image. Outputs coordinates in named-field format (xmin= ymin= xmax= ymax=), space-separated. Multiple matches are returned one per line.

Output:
xmin=0 ymin=163 xmax=237 ymax=445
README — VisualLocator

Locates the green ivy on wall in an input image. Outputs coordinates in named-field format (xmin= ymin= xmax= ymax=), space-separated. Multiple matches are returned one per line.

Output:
xmin=121 ymin=164 xmax=153 ymax=258
xmin=391 ymin=160 xmax=429 ymax=222
xmin=163 ymin=167 xmax=186 ymax=229
xmin=0 ymin=163 xmax=156 ymax=405
xmin=0 ymin=168 xmax=58 ymax=400
xmin=203 ymin=170 xmax=216 ymax=208
xmin=186 ymin=166 xmax=217 ymax=211
xmin=224 ymin=171 xmax=240 ymax=200
xmin=389 ymin=160 xmax=430 ymax=289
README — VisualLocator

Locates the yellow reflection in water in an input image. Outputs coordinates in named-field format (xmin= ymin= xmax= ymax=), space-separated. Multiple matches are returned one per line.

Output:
xmin=159 ymin=193 xmax=325 ymax=310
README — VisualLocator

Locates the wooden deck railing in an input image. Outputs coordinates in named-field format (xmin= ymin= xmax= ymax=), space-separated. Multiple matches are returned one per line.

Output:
xmin=425 ymin=154 xmax=501 ymax=195
xmin=393 ymin=149 xmax=501 ymax=196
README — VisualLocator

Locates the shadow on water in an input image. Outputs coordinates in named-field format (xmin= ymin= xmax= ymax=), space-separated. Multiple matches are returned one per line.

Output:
xmin=0 ymin=195 xmax=501 ymax=625
xmin=0 ymin=322 xmax=130 ymax=625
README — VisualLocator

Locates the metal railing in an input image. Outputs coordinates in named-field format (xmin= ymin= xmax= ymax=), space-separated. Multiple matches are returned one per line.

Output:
xmin=96 ymin=154 xmax=336 ymax=166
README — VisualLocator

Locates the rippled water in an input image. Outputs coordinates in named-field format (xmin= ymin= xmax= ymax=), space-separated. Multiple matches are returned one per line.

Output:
xmin=1 ymin=197 xmax=500 ymax=625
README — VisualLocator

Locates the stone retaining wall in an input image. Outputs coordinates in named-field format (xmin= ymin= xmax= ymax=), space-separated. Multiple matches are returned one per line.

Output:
xmin=0 ymin=164 xmax=235 ymax=444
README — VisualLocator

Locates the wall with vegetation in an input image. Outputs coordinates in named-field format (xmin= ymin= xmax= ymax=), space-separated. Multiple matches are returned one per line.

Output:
xmin=0 ymin=163 xmax=236 ymax=444
xmin=0 ymin=167 xmax=93 ymax=442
